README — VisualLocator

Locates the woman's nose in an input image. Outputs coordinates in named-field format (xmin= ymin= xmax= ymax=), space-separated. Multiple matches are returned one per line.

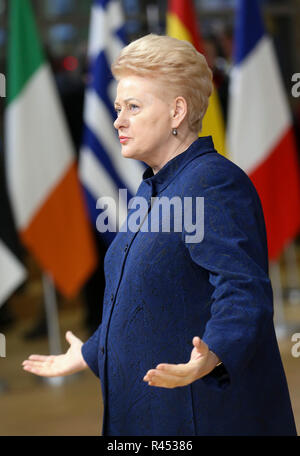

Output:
xmin=114 ymin=111 xmax=128 ymax=130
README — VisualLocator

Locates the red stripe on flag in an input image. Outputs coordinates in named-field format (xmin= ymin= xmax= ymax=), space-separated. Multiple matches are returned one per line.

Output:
xmin=250 ymin=128 xmax=300 ymax=260
xmin=168 ymin=0 xmax=204 ymax=53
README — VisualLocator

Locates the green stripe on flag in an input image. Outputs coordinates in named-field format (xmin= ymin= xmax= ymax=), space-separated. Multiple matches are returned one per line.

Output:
xmin=7 ymin=0 xmax=45 ymax=105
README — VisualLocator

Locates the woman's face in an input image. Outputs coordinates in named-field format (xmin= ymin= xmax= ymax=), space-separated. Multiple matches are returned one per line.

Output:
xmin=113 ymin=75 xmax=174 ymax=166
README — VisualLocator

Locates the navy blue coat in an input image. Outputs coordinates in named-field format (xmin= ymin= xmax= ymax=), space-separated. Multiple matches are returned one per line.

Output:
xmin=82 ymin=137 xmax=297 ymax=436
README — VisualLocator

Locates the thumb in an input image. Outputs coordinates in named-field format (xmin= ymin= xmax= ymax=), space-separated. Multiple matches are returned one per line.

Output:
xmin=65 ymin=330 xmax=77 ymax=345
xmin=193 ymin=336 xmax=209 ymax=356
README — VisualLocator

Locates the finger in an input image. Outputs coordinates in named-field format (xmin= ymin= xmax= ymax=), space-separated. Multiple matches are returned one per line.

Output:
xmin=22 ymin=359 xmax=58 ymax=376
xmin=23 ymin=365 xmax=53 ymax=377
xmin=144 ymin=368 xmax=187 ymax=384
xmin=144 ymin=361 xmax=197 ymax=380
xmin=193 ymin=337 xmax=209 ymax=356
xmin=158 ymin=362 xmax=199 ymax=381
xmin=155 ymin=363 xmax=190 ymax=377
xmin=22 ymin=360 xmax=51 ymax=369
xmin=23 ymin=355 xmax=56 ymax=367
xmin=25 ymin=355 xmax=50 ymax=362
xmin=144 ymin=369 xmax=186 ymax=388
xmin=22 ymin=355 xmax=54 ymax=365
xmin=65 ymin=331 xmax=75 ymax=344
xmin=65 ymin=330 xmax=81 ymax=346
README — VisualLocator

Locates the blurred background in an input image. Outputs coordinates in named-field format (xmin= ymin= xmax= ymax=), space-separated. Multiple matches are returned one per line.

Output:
xmin=1 ymin=0 xmax=300 ymax=435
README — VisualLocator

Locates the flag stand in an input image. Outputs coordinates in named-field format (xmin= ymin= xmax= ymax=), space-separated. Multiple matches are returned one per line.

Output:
xmin=42 ymin=273 xmax=65 ymax=386
xmin=0 ymin=379 xmax=8 ymax=394
xmin=270 ymin=260 xmax=300 ymax=343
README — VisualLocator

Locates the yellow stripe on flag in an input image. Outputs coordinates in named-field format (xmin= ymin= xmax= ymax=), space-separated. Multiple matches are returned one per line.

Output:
xmin=167 ymin=2 xmax=227 ymax=157
xmin=166 ymin=13 xmax=193 ymax=43
xmin=201 ymin=87 xmax=226 ymax=157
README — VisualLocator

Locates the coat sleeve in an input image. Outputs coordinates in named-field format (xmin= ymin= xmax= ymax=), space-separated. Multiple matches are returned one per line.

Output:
xmin=182 ymin=158 xmax=274 ymax=391
xmin=81 ymin=324 xmax=101 ymax=378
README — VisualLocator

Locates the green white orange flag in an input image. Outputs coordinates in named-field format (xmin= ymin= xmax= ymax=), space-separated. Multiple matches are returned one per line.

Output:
xmin=167 ymin=0 xmax=227 ymax=157
xmin=5 ymin=0 xmax=97 ymax=297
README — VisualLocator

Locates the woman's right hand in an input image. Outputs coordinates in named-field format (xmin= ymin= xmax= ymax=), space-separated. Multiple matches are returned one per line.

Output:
xmin=22 ymin=331 xmax=88 ymax=377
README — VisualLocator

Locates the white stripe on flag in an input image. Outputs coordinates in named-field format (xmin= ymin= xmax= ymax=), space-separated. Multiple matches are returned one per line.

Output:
xmin=227 ymin=36 xmax=291 ymax=174
xmin=108 ymin=78 xmax=118 ymax=106
xmin=88 ymin=2 xmax=124 ymax=63
xmin=105 ymin=0 xmax=126 ymax=66
xmin=5 ymin=64 xmax=74 ymax=230
xmin=83 ymin=89 xmax=143 ymax=195
xmin=79 ymin=146 xmax=128 ymax=226
xmin=0 ymin=239 xmax=26 ymax=307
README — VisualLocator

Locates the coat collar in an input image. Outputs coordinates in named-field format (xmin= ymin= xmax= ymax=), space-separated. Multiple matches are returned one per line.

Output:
xmin=142 ymin=136 xmax=216 ymax=195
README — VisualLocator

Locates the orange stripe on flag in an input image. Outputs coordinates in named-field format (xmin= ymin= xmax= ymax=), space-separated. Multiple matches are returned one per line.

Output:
xmin=250 ymin=128 xmax=300 ymax=260
xmin=21 ymin=162 xmax=97 ymax=297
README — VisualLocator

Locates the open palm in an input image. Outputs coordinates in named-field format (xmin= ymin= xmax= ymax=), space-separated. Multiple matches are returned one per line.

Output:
xmin=22 ymin=331 xmax=88 ymax=377
xmin=143 ymin=336 xmax=220 ymax=389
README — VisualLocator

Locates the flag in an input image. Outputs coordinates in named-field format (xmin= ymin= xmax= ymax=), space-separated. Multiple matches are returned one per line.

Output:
xmin=227 ymin=0 xmax=300 ymax=260
xmin=79 ymin=0 xmax=144 ymax=245
xmin=0 ymin=238 xmax=26 ymax=308
xmin=0 ymin=184 xmax=26 ymax=307
xmin=5 ymin=0 xmax=97 ymax=298
xmin=167 ymin=0 xmax=227 ymax=157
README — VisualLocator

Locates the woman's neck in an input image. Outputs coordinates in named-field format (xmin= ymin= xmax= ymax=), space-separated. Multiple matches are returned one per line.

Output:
xmin=151 ymin=132 xmax=198 ymax=175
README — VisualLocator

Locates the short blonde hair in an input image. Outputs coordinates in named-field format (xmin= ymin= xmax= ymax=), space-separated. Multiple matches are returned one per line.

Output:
xmin=111 ymin=34 xmax=213 ymax=132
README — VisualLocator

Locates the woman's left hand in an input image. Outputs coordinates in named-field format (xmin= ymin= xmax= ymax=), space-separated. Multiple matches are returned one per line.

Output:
xmin=143 ymin=336 xmax=220 ymax=388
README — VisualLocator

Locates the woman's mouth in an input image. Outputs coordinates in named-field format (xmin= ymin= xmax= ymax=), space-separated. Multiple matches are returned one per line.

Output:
xmin=119 ymin=136 xmax=130 ymax=144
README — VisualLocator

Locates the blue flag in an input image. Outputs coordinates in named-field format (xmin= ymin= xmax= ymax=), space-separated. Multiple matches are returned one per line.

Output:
xmin=234 ymin=0 xmax=264 ymax=64
xmin=79 ymin=0 xmax=144 ymax=245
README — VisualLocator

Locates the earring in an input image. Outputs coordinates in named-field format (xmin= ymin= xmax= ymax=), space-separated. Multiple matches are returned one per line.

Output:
xmin=172 ymin=128 xmax=178 ymax=136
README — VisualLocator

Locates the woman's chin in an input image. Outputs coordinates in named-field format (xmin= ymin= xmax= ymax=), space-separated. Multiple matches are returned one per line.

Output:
xmin=121 ymin=147 xmax=137 ymax=159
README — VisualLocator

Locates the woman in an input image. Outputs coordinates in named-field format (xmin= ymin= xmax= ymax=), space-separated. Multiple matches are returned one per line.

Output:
xmin=22 ymin=34 xmax=297 ymax=436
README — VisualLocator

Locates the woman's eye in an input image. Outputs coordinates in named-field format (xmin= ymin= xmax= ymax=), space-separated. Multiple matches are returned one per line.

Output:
xmin=129 ymin=104 xmax=139 ymax=111
xmin=115 ymin=108 xmax=121 ymax=116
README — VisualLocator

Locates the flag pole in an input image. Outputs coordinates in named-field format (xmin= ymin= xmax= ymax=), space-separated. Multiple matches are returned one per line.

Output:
xmin=283 ymin=242 xmax=300 ymax=305
xmin=42 ymin=272 xmax=65 ymax=386
xmin=270 ymin=261 xmax=289 ymax=340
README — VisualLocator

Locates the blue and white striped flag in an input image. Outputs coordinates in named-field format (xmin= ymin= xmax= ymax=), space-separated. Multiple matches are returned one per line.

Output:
xmin=79 ymin=0 xmax=144 ymax=244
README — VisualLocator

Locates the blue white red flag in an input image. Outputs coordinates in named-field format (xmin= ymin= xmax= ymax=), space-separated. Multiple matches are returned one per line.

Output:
xmin=227 ymin=0 xmax=300 ymax=260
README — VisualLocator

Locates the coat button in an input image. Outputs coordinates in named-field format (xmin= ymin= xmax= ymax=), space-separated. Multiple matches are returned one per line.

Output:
xmin=100 ymin=346 xmax=105 ymax=355
xmin=124 ymin=244 xmax=128 ymax=253
xmin=110 ymin=293 xmax=114 ymax=302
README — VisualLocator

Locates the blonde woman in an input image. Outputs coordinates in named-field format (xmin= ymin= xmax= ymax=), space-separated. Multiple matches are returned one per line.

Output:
xmin=23 ymin=34 xmax=297 ymax=436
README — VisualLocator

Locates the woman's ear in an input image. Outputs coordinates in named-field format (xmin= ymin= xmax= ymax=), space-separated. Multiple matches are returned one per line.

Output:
xmin=171 ymin=96 xmax=188 ymax=129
